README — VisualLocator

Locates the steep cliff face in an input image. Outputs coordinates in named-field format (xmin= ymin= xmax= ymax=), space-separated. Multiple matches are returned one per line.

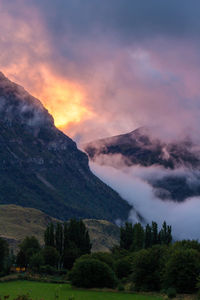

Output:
xmin=0 ymin=72 xmax=131 ymax=221
xmin=84 ymin=127 xmax=200 ymax=202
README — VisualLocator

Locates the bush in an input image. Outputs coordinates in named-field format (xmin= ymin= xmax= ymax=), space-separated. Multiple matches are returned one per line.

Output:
xmin=80 ymin=252 xmax=115 ymax=270
xmin=70 ymin=258 xmax=117 ymax=288
xmin=29 ymin=252 xmax=44 ymax=272
xmin=131 ymin=245 xmax=168 ymax=291
xmin=166 ymin=287 xmax=176 ymax=298
xmin=39 ymin=265 xmax=58 ymax=275
xmin=115 ymin=257 xmax=132 ymax=279
xmin=117 ymin=283 xmax=125 ymax=291
xmin=164 ymin=248 xmax=200 ymax=293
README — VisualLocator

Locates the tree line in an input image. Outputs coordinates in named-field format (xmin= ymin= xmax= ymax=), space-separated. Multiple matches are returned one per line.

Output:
xmin=1 ymin=219 xmax=200 ymax=297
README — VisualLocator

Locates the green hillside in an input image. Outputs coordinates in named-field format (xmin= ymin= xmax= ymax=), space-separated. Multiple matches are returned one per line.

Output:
xmin=0 ymin=205 xmax=120 ymax=252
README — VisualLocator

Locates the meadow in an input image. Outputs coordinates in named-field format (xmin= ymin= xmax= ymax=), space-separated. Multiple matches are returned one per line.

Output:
xmin=0 ymin=281 xmax=162 ymax=300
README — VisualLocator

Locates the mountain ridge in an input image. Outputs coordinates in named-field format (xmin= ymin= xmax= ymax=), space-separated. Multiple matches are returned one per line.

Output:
xmin=0 ymin=72 xmax=131 ymax=221
xmin=84 ymin=127 xmax=200 ymax=202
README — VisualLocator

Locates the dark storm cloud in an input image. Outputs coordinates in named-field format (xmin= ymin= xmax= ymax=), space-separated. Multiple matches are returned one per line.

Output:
xmin=32 ymin=0 xmax=200 ymax=41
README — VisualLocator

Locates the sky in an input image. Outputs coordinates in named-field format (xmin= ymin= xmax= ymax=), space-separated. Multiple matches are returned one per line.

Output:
xmin=1 ymin=1 xmax=200 ymax=143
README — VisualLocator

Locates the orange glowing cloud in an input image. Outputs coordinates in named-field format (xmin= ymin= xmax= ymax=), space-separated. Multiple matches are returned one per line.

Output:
xmin=3 ymin=64 xmax=93 ymax=129
xmin=0 ymin=4 xmax=93 ymax=131
xmin=29 ymin=67 xmax=93 ymax=128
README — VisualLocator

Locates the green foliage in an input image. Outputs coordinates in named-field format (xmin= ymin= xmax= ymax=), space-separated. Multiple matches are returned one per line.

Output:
xmin=44 ymin=223 xmax=55 ymax=248
xmin=131 ymin=223 xmax=144 ymax=251
xmin=120 ymin=221 xmax=172 ymax=252
xmin=115 ymin=257 xmax=132 ymax=279
xmin=159 ymin=221 xmax=172 ymax=245
xmin=80 ymin=252 xmax=115 ymax=270
xmin=44 ymin=220 xmax=91 ymax=270
xmin=117 ymin=283 xmax=125 ymax=291
xmin=29 ymin=252 xmax=44 ymax=272
xmin=55 ymin=223 xmax=63 ymax=256
xmin=144 ymin=224 xmax=152 ymax=248
xmin=163 ymin=248 xmax=200 ymax=293
xmin=42 ymin=246 xmax=59 ymax=267
xmin=16 ymin=236 xmax=41 ymax=267
xmin=70 ymin=258 xmax=117 ymax=288
xmin=120 ymin=222 xmax=134 ymax=250
xmin=131 ymin=245 xmax=168 ymax=291
xmin=166 ymin=287 xmax=176 ymax=298
xmin=173 ymin=239 xmax=200 ymax=251
xmin=0 ymin=237 xmax=9 ymax=273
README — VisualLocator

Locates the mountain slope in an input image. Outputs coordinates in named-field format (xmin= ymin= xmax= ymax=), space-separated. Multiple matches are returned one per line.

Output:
xmin=84 ymin=127 xmax=200 ymax=202
xmin=0 ymin=72 xmax=130 ymax=221
xmin=0 ymin=205 xmax=120 ymax=252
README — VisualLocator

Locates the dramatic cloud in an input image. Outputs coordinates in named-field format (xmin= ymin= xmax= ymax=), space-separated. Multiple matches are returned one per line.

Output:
xmin=1 ymin=1 xmax=200 ymax=143
xmin=90 ymin=161 xmax=200 ymax=240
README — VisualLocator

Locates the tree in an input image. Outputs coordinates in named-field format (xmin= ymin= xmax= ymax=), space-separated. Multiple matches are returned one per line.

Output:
xmin=17 ymin=236 xmax=41 ymax=267
xmin=115 ymin=257 xmax=132 ymax=279
xmin=159 ymin=221 xmax=172 ymax=245
xmin=42 ymin=246 xmax=59 ymax=267
xmin=44 ymin=223 xmax=55 ymax=247
xmin=120 ymin=222 xmax=134 ymax=250
xmin=30 ymin=252 xmax=44 ymax=272
xmin=67 ymin=219 xmax=91 ymax=255
xmin=70 ymin=258 xmax=117 ymax=288
xmin=144 ymin=224 xmax=152 ymax=248
xmin=55 ymin=222 xmax=63 ymax=256
xmin=151 ymin=222 xmax=158 ymax=245
xmin=0 ymin=237 xmax=9 ymax=273
xmin=164 ymin=248 xmax=200 ymax=293
xmin=80 ymin=252 xmax=115 ymax=270
xmin=131 ymin=245 xmax=168 ymax=291
xmin=131 ymin=223 xmax=144 ymax=251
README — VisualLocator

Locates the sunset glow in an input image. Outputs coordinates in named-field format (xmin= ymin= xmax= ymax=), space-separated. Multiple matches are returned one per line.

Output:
xmin=31 ymin=67 xmax=92 ymax=128
xmin=3 ymin=65 xmax=93 ymax=129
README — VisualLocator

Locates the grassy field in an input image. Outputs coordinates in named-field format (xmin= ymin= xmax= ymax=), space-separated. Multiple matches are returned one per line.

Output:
xmin=0 ymin=281 xmax=163 ymax=300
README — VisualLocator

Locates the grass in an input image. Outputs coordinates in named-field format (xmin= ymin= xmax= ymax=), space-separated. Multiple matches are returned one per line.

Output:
xmin=0 ymin=281 xmax=163 ymax=300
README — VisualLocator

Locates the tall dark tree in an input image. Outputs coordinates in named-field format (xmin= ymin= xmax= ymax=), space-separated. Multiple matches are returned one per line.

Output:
xmin=131 ymin=223 xmax=144 ymax=251
xmin=55 ymin=222 xmax=63 ymax=255
xmin=67 ymin=219 xmax=91 ymax=255
xmin=151 ymin=222 xmax=158 ymax=245
xmin=159 ymin=221 xmax=172 ymax=245
xmin=63 ymin=222 xmax=69 ymax=252
xmin=144 ymin=224 xmax=152 ymax=249
xmin=120 ymin=222 xmax=134 ymax=250
xmin=44 ymin=223 xmax=55 ymax=248
xmin=0 ymin=238 xmax=9 ymax=272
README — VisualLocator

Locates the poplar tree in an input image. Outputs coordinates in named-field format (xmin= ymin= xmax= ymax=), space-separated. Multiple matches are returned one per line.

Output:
xmin=144 ymin=224 xmax=152 ymax=249
xmin=120 ymin=222 xmax=134 ymax=250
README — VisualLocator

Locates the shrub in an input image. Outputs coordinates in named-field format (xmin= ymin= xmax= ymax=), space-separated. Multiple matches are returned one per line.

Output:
xmin=164 ymin=248 xmax=200 ymax=293
xmin=166 ymin=287 xmax=176 ymax=298
xmin=117 ymin=283 xmax=125 ymax=291
xmin=131 ymin=245 xmax=168 ymax=291
xmin=70 ymin=258 xmax=117 ymax=288
xmin=80 ymin=252 xmax=115 ymax=270
xmin=115 ymin=257 xmax=132 ymax=279
xmin=29 ymin=252 xmax=44 ymax=272
xmin=40 ymin=265 xmax=58 ymax=275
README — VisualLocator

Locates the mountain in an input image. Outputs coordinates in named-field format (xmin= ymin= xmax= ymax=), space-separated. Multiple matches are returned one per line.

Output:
xmin=0 ymin=205 xmax=120 ymax=252
xmin=0 ymin=72 xmax=130 ymax=221
xmin=84 ymin=127 xmax=200 ymax=202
